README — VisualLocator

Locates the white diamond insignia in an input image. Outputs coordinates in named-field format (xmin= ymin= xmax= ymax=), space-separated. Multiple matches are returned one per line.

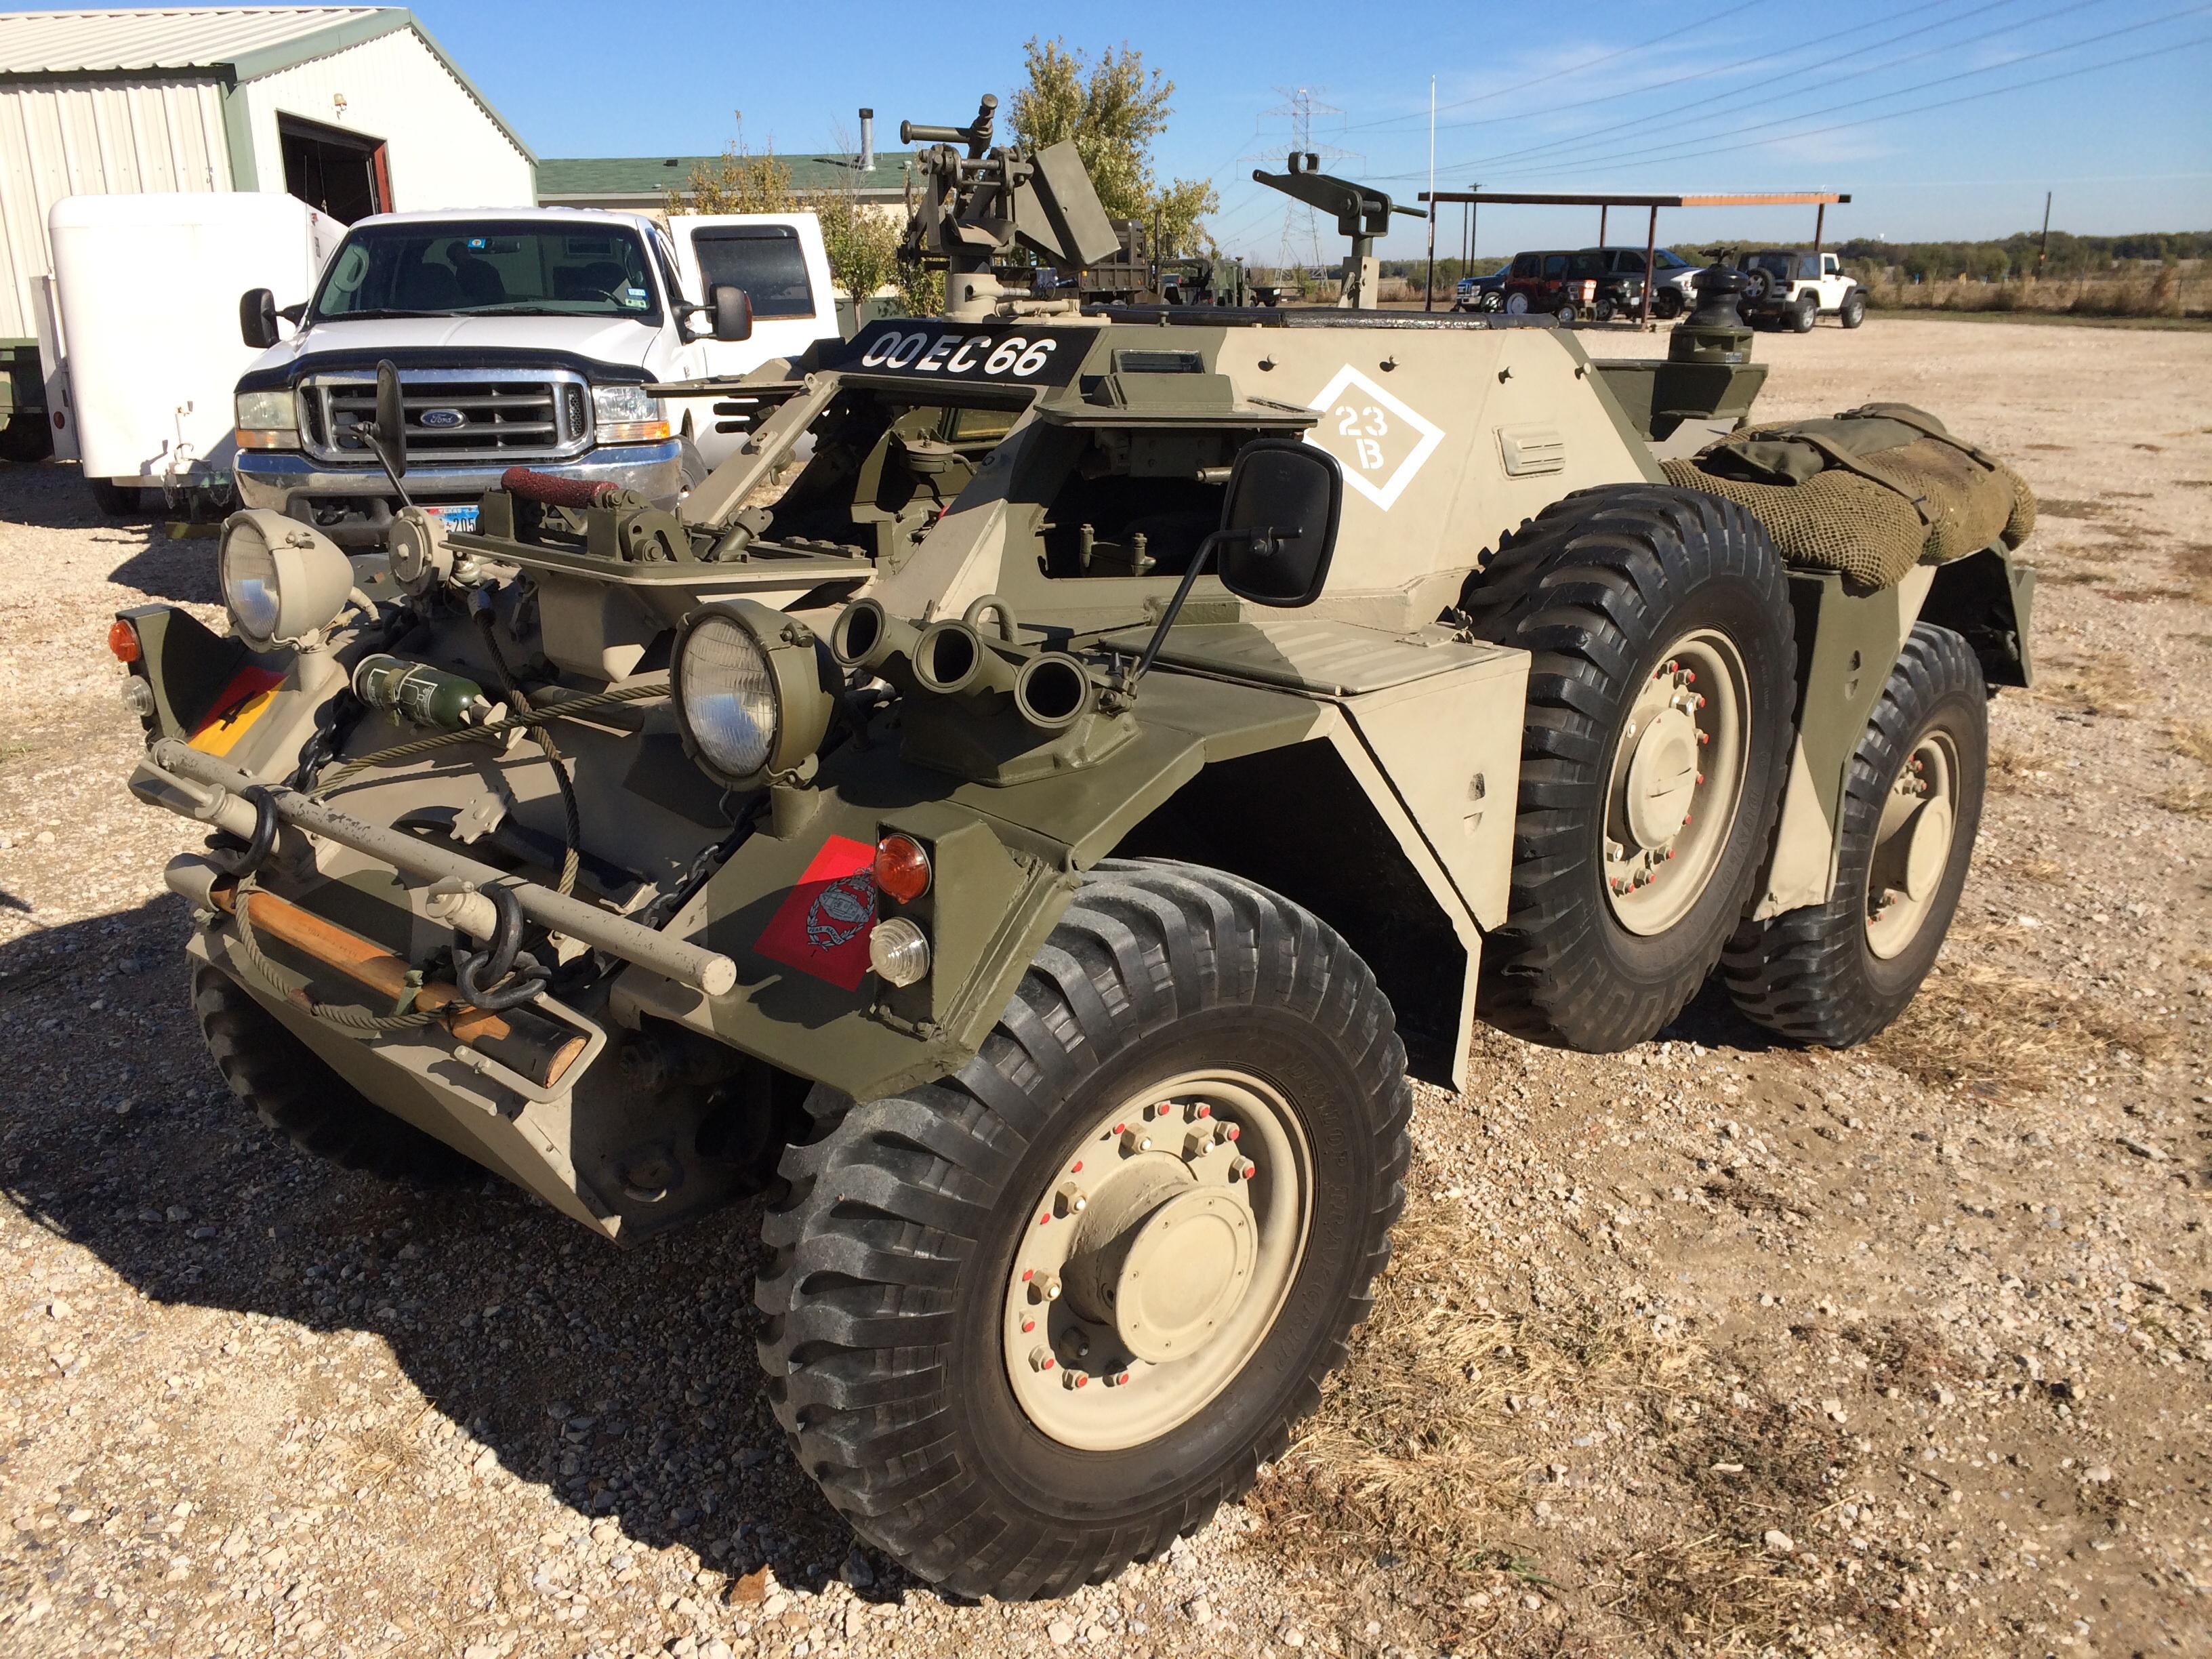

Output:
xmin=1303 ymin=366 xmax=1446 ymax=511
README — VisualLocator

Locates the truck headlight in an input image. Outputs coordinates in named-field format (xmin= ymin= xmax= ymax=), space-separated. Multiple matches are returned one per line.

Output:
xmin=220 ymin=508 xmax=355 ymax=649
xmin=234 ymin=388 xmax=300 ymax=451
xmin=592 ymin=384 xmax=670 ymax=444
xmin=672 ymin=599 xmax=835 ymax=787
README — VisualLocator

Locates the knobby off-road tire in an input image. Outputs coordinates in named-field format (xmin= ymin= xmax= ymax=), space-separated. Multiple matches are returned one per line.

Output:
xmin=192 ymin=962 xmax=476 ymax=1185
xmin=1721 ymin=623 xmax=1988 ymax=1047
xmin=755 ymin=860 xmax=1412 ymax=1599
xmin=1460 ymin=487 xmax=1797 ymax=1052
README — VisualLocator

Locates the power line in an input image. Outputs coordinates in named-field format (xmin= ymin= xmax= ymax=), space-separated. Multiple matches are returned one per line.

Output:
xmin=1453 ymin=28 xmax=2212 ymax=190
xmin=1407 ymin=0 xmax=1988 ymax=139
xmin=1342 ymin=0 xmax=1769 ymax=131
xmin=1431 ymin=0 xmax=2112 ymax=180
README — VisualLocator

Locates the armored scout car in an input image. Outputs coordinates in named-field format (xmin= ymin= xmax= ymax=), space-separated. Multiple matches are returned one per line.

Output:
xmin=115 ymin=97 xmax=2036 ymax=1598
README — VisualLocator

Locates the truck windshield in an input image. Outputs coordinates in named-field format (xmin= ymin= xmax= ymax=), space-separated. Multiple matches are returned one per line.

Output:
xmin=311 ymin=224 xmax=663 ymax=323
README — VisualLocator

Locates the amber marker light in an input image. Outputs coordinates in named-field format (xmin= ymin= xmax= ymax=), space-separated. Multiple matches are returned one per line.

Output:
xmin=107 ymin=619 xmax=141 ymax=663
xmin=874 ymin=833 xmax=933 ymax=903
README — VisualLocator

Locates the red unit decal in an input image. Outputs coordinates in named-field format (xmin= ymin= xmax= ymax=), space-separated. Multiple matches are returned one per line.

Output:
xmin=754 ymin=834 xmax=878 ymax=991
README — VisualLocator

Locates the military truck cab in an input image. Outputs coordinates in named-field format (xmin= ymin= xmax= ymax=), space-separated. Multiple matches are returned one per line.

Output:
xmin=231 ymin=207 xmax=839 ymax=544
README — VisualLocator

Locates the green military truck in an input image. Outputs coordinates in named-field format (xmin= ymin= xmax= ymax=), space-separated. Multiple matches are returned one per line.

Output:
xmin=114 ymin=98 xmax=2034 ymax=1599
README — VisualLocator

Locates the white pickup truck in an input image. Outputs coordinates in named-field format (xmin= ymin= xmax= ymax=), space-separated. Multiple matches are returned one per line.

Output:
xmin=232 ymin=207 xmax=841 ymax=542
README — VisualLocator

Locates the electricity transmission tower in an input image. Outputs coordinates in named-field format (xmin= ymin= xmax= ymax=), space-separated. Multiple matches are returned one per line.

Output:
xmin=1242 ymin=87 xmax=1354 ymax=276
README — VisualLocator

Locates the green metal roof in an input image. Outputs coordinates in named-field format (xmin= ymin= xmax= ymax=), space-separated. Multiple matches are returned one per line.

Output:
xmin=539 ymin=153 xmax=907 ymax=201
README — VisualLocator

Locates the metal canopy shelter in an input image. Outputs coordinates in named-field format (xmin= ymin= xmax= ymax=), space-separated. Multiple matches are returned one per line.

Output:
xmin=1417 ymin=189 xmax=1850 ymax=326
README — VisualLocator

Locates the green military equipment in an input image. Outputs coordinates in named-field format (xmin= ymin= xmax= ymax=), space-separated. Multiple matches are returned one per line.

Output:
xmin=115 ymin=103 xmax=2036 ymax=1602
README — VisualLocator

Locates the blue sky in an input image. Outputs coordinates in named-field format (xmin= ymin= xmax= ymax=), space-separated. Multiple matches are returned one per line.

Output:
xmin=45 ymin=1 xmax=2212 ymax=255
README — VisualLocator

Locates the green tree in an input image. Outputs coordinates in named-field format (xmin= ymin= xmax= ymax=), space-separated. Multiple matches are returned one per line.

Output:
xmin=1008 ymin=38 xmax=1218 ymax=257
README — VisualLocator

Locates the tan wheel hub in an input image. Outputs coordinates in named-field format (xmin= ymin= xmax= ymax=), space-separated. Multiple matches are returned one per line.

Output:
xmin=1605 ymin=631 xmax=1751 ymax=935
xmin=1097 ymin=1187 xmax=1255 ymax=1362
xmin=1002 ymin=1071 xmax=1311 ymax=1452
xmin=1867 ymin=730 xmax=1959 ymax=959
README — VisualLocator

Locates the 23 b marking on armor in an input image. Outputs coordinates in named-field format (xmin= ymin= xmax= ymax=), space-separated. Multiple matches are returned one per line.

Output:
xmin=1305 ymin=365 xmax=1446 ymax=512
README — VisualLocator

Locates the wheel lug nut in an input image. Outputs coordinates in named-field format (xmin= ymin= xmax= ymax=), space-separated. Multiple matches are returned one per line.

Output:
xmin=1055 ymin=1180 xmax=1088 ymax=1215
xmin=1107 ymin=1370 xmax=1132 ymax=1388
xmin=1698 ymin=731 xmax=1710 ymax=745
xmin=1695 ymin=771 xmax=1704 ymax=785
xmin=1064 ymin=1370 xmax=1088 ymax=1390
xmin=1120 ymin=1128 xmax=1153 ymax=1154
xmin=1219 ymin=1123 xmax=1241 ymax=1143
xmin=1189 ymin=1103 xmax=1213 ymax=1120
xmin=1233 ymin=1158 xmax=1257 ymax=1181
xmin=1684 ymin=670 xmax=1696 ymax=684
xmin=1184 ymin=1130 xmax=1215 ymax=1160
xmin=1021 ymin=1317 xmax=1036 ymax=1333
xmin=1029 ymin=1347 xmax=1055 ymax=1372
xmin=1030 ymin=1273 xmax=1063 ymax=1303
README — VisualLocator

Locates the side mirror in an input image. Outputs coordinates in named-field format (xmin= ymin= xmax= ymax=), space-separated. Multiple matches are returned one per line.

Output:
xmin=239 ymin=287 xmax=280 ymax=350
xmin=711 ymin=285 xmax=753 ymax=342
xmin=371 ymin=359 xmax=407 ymax=478
xmin=1215 ymin=438 xmax=1342 ymax=608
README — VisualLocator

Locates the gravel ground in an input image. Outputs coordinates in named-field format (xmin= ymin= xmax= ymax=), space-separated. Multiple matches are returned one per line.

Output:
xmin=1 ymin=316 xmax=2208 ymax=1658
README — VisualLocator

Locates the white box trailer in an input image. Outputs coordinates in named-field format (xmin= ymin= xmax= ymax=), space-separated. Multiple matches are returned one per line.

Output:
xmin=47 ymin=192 xmax=340 ymax=511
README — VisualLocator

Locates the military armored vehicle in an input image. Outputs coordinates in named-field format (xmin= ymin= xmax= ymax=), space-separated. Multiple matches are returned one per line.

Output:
xmin=113 ymin=99 xmax=2034 ymax=1599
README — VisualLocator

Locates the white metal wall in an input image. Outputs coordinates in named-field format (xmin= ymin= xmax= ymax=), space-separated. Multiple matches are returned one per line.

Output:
xmin=0 ymin=78 xmax=230 ymax=339
xmin=241 ymin=28 xmax=534 ymax=215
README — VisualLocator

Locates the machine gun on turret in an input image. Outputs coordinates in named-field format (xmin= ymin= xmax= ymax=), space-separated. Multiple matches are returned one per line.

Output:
xmin=900 ymin=94 xmax=1122 ymax=322
xmin=1250 ymin=154 xmax=1424 ymax=310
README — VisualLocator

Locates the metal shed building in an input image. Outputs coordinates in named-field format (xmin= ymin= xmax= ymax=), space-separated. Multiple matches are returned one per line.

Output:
xmin=0 ymin=5 xmax=537 ymax=342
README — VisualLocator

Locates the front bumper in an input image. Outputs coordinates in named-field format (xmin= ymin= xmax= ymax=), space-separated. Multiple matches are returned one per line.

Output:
xmin=234 ymin=439 xmax=685 ymax=544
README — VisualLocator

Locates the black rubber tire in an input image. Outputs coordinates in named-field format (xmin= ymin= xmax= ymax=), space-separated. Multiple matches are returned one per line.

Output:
xmin=1594 ymin=300 xmax=1617 ymax=324
xmin=1790 ymin=297 xmax=1818 ymax=333
xmin=1504 ymin=291 xmax=1530 ymax=315
xmin=1840 ymin=291 xmax=1867 ymax=329
xmin=192 ymin=962 xmax=478 ymax=1185
xmin=678 ymin=434 xmax=708 ymax=491
xmin=1721 ymin=623 xmax=1987 ymax=1048
xmin=1458 ymin=487 xmax=1797 ymax=1052
xmin=755 ymin=859 xmax=1412 ymax=1600
xmin=1555 ymin=302 xmax=1580 ymax=323
xmin=89 ymin=477 xmax=142 ymax=518
xmin=1654 ymin=289 xmax=1685 ymax=321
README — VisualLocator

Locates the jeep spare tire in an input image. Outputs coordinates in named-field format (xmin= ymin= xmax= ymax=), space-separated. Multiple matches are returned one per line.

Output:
xmin=1458 ymin=487 xmax=1797 ymax=1051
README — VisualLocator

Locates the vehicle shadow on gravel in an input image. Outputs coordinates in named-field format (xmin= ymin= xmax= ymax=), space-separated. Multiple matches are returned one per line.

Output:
xmin=0 ymin=896 xmax=908 ymax=1602
xmin=0 ymin=462 xmax=222 ymax=606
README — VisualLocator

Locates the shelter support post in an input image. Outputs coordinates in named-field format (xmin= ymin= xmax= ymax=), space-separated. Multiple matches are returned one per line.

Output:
xmin=1641 ymin=206 xmax=1657 ymax=328
xmin=1814 ymin=202 xmax=1826 ymax=258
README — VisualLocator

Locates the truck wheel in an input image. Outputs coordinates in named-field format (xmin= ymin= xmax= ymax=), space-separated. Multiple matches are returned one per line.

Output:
xmin=1839 ymin=291 xmax=1867 ymax=329
xmin=1593 ymin=300 xmax=1617 ymax=323
xmin=192 ymin=962 xmax=477 ymax=1185
xmin=1721 ymin=623 xmax=1986 ymax=1047
xmin=1555 ymin=302 xmax=1580 ymax=323
xmin=678 ymin=434 xmax=707 ymax=494
xmin=89 ymin=478 xmax=142 ymax=518
xmin=1790 ymin=297 xmax=1818 ymax=333
xmin=1457 ymin=487 xmax=1796 ymax=1052
xmin=1504 ymin=291 xmax=1530 ymax=314
xmin=756 ymin=860 xmax=1411 ymax=1599
xmin=1654 ymin=289 xmax=1685 ymax=320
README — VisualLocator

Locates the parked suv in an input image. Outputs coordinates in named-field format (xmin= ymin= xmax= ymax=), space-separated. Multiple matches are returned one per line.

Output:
xmin=1589 ymin=245 xmax=1702 ymax=319
xmin=1738 ymin=248 xmax=1866 ymax=332
xmin=1496 ymin=249 xmax=1633 ymax=321
xmin=232 ymin=208 xmax=841 ymax=543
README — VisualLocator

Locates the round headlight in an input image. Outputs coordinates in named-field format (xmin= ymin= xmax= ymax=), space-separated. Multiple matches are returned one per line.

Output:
xmin=218 ymin=509 xmax=355 ymax=650
xmin=680 ymin=612 xmax=779 ymax=778
xmin=222 ymin=530 xmax=282 ymax=640
xmin=673 ymin=599 xmax=836 ymax=789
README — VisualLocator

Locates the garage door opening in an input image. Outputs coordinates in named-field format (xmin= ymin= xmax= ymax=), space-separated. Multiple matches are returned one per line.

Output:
xmin=280 ymin=115 xmax=390 ymax=223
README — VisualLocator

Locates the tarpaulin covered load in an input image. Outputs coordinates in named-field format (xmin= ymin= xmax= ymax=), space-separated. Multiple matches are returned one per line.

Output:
xmin=1662 ymin=403 xmax=2036 ymax=592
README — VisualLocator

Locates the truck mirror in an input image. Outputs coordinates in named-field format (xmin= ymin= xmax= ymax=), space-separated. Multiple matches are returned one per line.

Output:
xmin=371 ymin=359 xmax=408 ymax=481
xmin=712 ymin=285 xmax=753 ymax=342
xmin=1215 ymin=439 xmax=1342 ymax=608
xmin=239 ymin=287 xmax=280 ymax=350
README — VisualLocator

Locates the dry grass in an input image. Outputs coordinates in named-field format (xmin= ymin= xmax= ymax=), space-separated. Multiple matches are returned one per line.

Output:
xmin=1988 ymin=741 xmax=2054 ymax=790
xmin=1865 ymin=267 xmax=2210 ymax=320
xmin=2015 ymin=857 xmax=2064 ymax=882
xmin=2171 ymin=720 xmax=2212 ymax=766
xmin=1252 ymin=1200 xmax=1697 ymax=1567
xmin=2035 ymin=651 xmax=2144 ymax=716
xmin=2169 ymin=543 xmax=2212 ymax=603
xmin=2160 ymin=783 xmax=2212 ymax=819
xmin=2035 ymin=497 xmax=2116 ymax=521
xmin=1867 ymin=941 xmax=2170 ymax=1093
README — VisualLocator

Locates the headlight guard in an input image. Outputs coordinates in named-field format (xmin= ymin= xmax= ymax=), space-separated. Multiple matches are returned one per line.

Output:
xmin=218 ymin=508 xmax=355 ymax=650
xmin=672 ymin=599 xmax=835 ymax=789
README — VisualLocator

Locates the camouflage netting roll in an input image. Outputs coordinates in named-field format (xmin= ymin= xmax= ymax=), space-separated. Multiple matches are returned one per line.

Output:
xmin=1662 ymin=403 xmax=2035 ymax=592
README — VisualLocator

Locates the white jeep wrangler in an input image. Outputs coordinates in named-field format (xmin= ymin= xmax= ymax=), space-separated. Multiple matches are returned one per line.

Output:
xmin=1738 ymin=248 xmax=1867 ymax=333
